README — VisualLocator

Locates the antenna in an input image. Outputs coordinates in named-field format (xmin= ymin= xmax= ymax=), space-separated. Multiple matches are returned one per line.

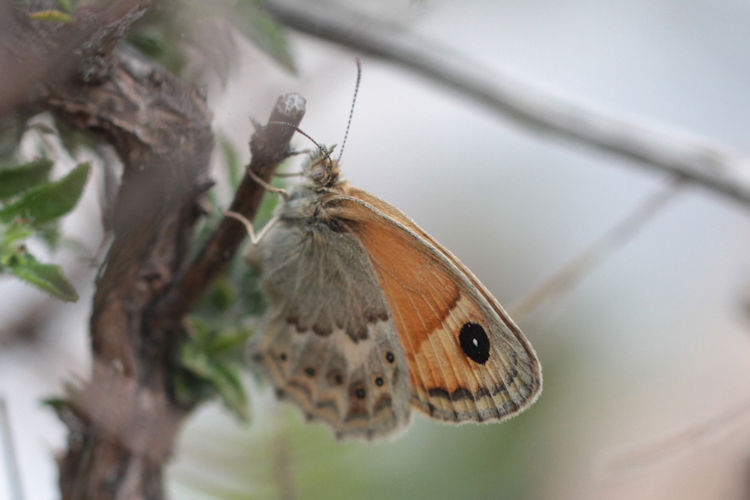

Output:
xmin=337 ymin=57 xmax=362 ymax=162
xmin=267 ymin=121 xmax=334 ymax=166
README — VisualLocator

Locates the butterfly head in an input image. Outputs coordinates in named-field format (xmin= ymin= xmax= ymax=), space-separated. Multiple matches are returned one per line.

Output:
xmin=305 ymin=144 xmax=341 ymax=189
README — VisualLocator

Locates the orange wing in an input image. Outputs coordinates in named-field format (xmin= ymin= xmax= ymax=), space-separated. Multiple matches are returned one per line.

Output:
xmin=325 ymin=185 xmax=542 ymax=423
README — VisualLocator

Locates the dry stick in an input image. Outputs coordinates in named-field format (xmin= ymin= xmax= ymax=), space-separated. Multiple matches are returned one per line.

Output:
xmin=2 ymin=3 xmax=209 ymax=499
xmin=510 ymin=180 xmax=685 ymax=320
xmin=41 ymin=32 xmax=213 ymax=500
xmin=162 ymin=93 xmax=306 ymax=318
xmin=599 ymin=396 xmax=750 ymax=473
xmin=265 ymin=0 xmax=750 ymax=209
xmin=0 ymin=397 xmax=23 ymax=500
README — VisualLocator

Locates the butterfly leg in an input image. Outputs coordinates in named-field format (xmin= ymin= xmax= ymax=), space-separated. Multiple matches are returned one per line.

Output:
xmin=224 ymin=211 xmax=280 ymax=246
xmin=249 ymin=169 xmax=290 ymax=199
xmin=274 ymin=170 xmax=305 ymax=178
xmin=285 ymin=148 xmax=309 ymax=157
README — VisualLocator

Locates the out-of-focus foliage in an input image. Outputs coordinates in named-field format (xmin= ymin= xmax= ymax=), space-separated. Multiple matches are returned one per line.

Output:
xmin=169 ymin=344 xmax=576 ymax=500
xmin=0 ymin=159 xmax=53 ymax=201
xmin=233 ymin=0 xmax=296 ymax=72
xmin=25 ymin=0 xmax=77 ymax=23
xmin=176 ymin=317 xmax=253 ymax=420
xmin=0 ymin=162 xmax=89 ymax=224
xmin=128 ymin=0 xmax=295 ymax=78
xmin=191 ymin=138 xmax=277 ymax=323
xmin=56 ymin=0 xmax=74 ymax=14
xmin=0 ymin=161 xmax=89 ymax=302
xmin=179 ymin=137 xmax=288 ymax=420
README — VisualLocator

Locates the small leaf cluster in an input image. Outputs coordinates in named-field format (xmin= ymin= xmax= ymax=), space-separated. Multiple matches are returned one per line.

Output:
xmin=176 ymin=317 xmax=253 ymax=420
xmin=176 ymin=138 xmax=288 ymax=419
xmin=0 ymin=160 xmax=90 ymax=302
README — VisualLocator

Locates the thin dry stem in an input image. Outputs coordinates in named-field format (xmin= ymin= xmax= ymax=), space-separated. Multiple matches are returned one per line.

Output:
xmin=510 ymin=180 xmax=685 ymax=320
xmin=266 ymin=0 xmax=750 ymax=208
xmin=598 ymin=396 xmax=750 ymax=474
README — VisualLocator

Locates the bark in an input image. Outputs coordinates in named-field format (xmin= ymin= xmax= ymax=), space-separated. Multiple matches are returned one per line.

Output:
xmin=52 ymin=43 xmax=213 ymax=500
xmin=1 ymin=2 xmax=304 ymax=498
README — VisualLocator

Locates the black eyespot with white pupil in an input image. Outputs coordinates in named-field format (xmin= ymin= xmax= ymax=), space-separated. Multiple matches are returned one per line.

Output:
xmin=459 ymin=322 xmax=490 ymax=364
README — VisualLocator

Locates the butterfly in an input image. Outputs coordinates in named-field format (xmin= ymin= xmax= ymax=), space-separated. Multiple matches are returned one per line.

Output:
xmin=231 ymin=138 xmax=542 ymax=440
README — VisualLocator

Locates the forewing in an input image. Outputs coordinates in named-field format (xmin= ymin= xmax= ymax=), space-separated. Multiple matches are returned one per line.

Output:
xmin=327 ymin=187 xmax=542 ymax=423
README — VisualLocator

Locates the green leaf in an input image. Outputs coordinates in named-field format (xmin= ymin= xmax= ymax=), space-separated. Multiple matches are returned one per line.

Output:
xmin=235 ymin=0 xmax=296 ymax=73
xmin=201 ymin=275 xmax=237 ymax=314
xmin=0 ymin=163 xmax=89 ymax=224
xmin=180 ymin=339 xmax=250 ymax=420
xmin=0 ymin=221 xmax=32 ymax=247
xmin=203 ymin=359 xmax=248 ymax=419
xmin=5 ymin=251 xmax=78 ymax=302
xmin=205 ymin=328 xmax=252 ymax=356
xmin=35 ymin=224 xmax=62 ymax=250
xmin=186 ymin=317 xmax=253 ymax=357
xmin=235 ymin=264 xmax=266 ymax=317
xmin=128 ymin=31 xmax=187 ymax=75
xmin=57 ymin=0 xmax=75 ymax=14
xmin=0 ymin=159 xmax=53 ymax=200
xmin=41 ymin=397 xmax=68 ymax=410
xmin=28 ymin=9 xmax=74 ymax=23
xmin=177 ymin=318 xmax=252 ymax=420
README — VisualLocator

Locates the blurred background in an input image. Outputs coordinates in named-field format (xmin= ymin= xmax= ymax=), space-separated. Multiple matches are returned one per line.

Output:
xmin=1 ymin=0 xmax=750 ymax=499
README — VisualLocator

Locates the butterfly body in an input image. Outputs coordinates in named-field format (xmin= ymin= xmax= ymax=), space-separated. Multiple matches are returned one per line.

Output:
xmin=247 ymin=153 xmax=541 ymax=440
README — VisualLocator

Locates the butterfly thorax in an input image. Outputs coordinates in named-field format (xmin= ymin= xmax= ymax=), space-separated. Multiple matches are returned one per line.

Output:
xmin=275 ymin=150 xmax=352 ymax=229
xmin=275 ymin=184 xmax=342 ymax=231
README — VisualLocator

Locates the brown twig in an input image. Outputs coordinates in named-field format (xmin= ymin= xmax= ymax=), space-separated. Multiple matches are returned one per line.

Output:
xmin=160 ymin=93 xmax=306 ymax=319
xmin=265 ymin=0 xmax=750 ymax=209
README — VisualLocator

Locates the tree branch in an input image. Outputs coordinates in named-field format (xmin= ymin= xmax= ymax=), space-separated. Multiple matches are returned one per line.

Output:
xmin=2 ymin=2 xmax=217 ymax=498
xmin=510 ymin=181 xmax=685 ymax=320
xmin=2 ymin=4 xmax=307 ymax=497
xmin=44 ymin=54 xmax=303 ymax=500
xmin=160 ymin=93 xmax=306 ymax=319
xmin=266 ymin=0 xmax=750 ymax=208
xmin=48 ymin=41 xmax=213 ymax=498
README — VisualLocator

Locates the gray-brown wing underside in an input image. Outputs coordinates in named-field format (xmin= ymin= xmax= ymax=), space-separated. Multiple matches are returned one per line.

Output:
xmin=248 ymin=218 xmax=411 ymax=440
